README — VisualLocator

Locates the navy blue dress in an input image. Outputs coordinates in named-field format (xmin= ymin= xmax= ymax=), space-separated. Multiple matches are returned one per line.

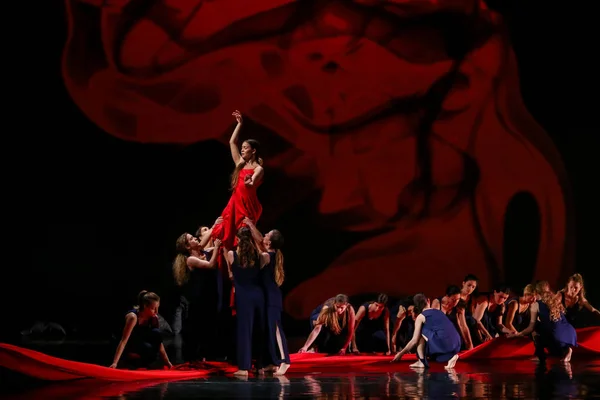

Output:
xmin=421 ymin=309 xmax=461 ymax=365
xmin=480 ymin=300 xmax=505 ymax=338
xmin=504 ymin=299 xmax=531 ymax=333
xmin=261 ymin=251 xmax=290 ymax=365
xmin=182 ymin=250 xmax=220 ymax=361
xmin=309 ymin=298 xmax=349 ymax=354
xmin=355 ymin=302 xmax=388 ymax=352
xmin=535 ymin=300 xmax=577 ymax=358
xmin=231 ymin=251 xmax=265 ymax=370
xmin=123 ymin=310 xmax=162 ymax=368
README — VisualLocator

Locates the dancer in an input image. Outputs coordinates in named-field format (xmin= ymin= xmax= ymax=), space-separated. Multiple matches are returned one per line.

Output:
xmin=558 ymin=273 xmax=600 ymax=327
xmin=391 ymin=297 xmax=416 ymax=352
xmin=172 ymin=218 xmax=222 ymax=336
xmin=212 ymin=110 xmax=264 ymax=250
xmin=454 ymin=274 xmax=479 ymax=350
xmin=508 ymin=287 xmax=577 ymax=363
xmin=352 ymin=293 xmax=391 ymax=354
xmin=299 ymin=294 xmax=356 ymax=355
xmin=226 ymin=227 xmax=270 ymax=376
xmin=110 ymin=291 xmax=172 ymax=369
xmin=392 ymin=293 xmax=460 ymax=369
xmin=471 ymin=284 xmax=513 ymax=343
xmin=504 ymin=284 xmax=536 ymax=333
xmin=432 ymin=285 xmax=471 ymax=349
xmin=244 ymin=218 xmax=290 ymax=375
xmin=173 ymin=233 xmax=222 ymax=361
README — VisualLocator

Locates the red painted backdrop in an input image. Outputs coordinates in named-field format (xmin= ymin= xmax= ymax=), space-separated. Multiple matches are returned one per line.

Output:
xmin=62 ymin=0 xmax=573 ymax=318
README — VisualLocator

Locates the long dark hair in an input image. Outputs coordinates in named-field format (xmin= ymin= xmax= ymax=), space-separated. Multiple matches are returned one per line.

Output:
xmin=230 ymin=139 xmax=263 ymax=190
xmin=236 ymin=226 xmax=260 ymax=268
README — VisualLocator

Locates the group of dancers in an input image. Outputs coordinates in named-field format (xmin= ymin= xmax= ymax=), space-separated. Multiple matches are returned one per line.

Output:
xmin=108 ymin=111 xmax=599 ymax=374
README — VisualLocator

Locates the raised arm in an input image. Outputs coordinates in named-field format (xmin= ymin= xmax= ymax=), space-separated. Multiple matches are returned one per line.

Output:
xmin=392 ymin=314 xmax=424 ymax=361
xmin=110 ymin=313 xmax=137 ymax=368
xmin=199 ymin=217 xmax=223 ymax=248
xmin=230 ymin=110 xmax=243 ymax=166
xmin=243 ymin=217 xmax=266 ymax=252
xmin=187 ymin=240 xmax=222 ymax=269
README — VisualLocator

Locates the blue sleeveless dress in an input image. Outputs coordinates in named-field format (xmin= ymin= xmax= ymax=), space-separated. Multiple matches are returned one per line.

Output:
xmin=231 ymin=251 xmax=265 ymax=370
xmin=123 ymin=310 xmax=162 ymax=368
xmin=421 ymin=309 xmax=461 ymax=364
xmin=355 ymin=302 xmax=388 ymax=352
xmin=535 ymin=300 xmax=577 ymax=358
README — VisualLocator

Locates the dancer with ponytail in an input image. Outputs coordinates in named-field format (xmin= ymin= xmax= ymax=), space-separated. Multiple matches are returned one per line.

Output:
xmin=244 ymin=218 xmax=290 ymax=375
xmin=110 ymin=291 xmax=172 ymax=369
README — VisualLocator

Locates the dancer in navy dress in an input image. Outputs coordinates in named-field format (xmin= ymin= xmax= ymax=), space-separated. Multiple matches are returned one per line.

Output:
xmin=110 ymin=291 xmax=172 ymax=369
xmin=508 ymin=288 xmax=577 ymax=363
xmin=173 ymin=233 xmax=222 ymax=361
xmin=391 ymin=298 xmax=415 ymax=352
xmin=392 ymin=293 xmax=460 ymax=369
xmin=299 ymin=294 xmax=356 ymax=355
xmin=244 ymin=218 xmax=290 ymax=375
xmin=226 ymin=226 xmax=270 ymax=376
xmin=431 ymin=285 xmax=471 ymax=349
xmin=471 ymin=284 xmax=512 ymax=343
xmin=504 ymin=284 xmax=536 ymax=333
xmin=558 ymin=273 xmax=599 ymax=328
xmin=352 ymin=293 xmax=391 ymax=354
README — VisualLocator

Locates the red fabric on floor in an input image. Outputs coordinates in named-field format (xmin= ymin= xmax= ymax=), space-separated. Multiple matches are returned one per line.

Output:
xmin=1 ymin=328 xmax=597 ymax=381
xmin=0 ymin=343 xmax=218 ymax=381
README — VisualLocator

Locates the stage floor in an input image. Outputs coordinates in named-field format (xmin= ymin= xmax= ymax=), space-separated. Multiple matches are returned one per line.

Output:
xmin=1 ymin=340 xmax=600 ymax=399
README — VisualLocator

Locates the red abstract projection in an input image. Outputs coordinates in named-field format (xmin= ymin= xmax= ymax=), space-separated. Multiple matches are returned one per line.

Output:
xmin=63 ymin=0 xmax=573 ymax=319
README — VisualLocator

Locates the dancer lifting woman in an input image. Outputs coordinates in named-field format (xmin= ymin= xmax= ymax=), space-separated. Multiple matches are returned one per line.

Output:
xmin=173 ymin=233 xmax=222 ymax=361
xmin=226 ymin=227 xmax=270 ymax=376
xmin=244 ymin=218 xmax=291 ymax=375
xmin=392 ymin=293 xmax=460 ymax=369
xmin=299 ymin=294 xmax=356 ymax=355
xmin=110 ymin=291 xmax=172 ymax=369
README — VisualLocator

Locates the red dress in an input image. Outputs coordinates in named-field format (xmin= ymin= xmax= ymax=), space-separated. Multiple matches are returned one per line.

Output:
xmin=212 ymin=168 xmax=262 ymax=247
xmin=212 ymin=168 xmax=262 ymax=314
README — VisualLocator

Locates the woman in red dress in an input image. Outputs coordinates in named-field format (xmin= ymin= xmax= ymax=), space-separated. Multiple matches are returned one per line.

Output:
xmin=212 ymin=110 xmax=264 ymax=255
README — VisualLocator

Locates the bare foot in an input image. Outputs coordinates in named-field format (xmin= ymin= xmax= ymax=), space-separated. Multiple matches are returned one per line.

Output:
xmin=256 ymin=368 xmax=266 ymax=375
xmin=561 ymin=347 xmax=572 ymax=363
xmin=233 ymin=370 xmax=249 ymax=377
xmin=445 ymin=354 xmax=459 ymax=369
xmin=274 ymin=363 xmax=290 ymax=376
xmin=409 ymin=360 xmax=424 ymax=368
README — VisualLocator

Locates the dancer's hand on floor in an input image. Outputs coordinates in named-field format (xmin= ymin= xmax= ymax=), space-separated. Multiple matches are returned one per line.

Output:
xmin=297 ymin=346 xmax=308 ymax=353
xmin=109 ymin=363 xmax=117 ymax=369
xmin=391 ymin=353 xmax=402 ymax=362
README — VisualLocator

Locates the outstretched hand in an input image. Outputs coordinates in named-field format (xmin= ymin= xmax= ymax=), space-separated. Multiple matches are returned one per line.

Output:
xmin=214 ymin=239 xmax=222 ymax=247
xmin=232 ymin=110 xmax=243 ymax=124
xmin=243 ymin=217 xmax=254 ymax=226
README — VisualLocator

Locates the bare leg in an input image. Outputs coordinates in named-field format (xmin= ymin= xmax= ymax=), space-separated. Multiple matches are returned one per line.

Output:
xmin=561 ymin=347 xmax=572 ymax=363
xmin=274 ymin=324 xmax=290 ymax=375
xmin=445 ymin=354 xmax=459 ymax=369
xmin=409 ymin=337 xmax=426 ymax=368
